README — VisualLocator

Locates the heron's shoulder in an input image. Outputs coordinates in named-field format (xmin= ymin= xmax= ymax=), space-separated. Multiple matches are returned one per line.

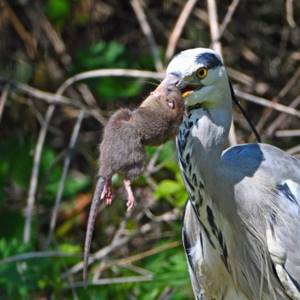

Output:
xmin=221 ymin=143 xmax=264 ymax=163
xmin=222 ymin=143 xmax=299 ymax=167
xmin=221 ymin=143 xmax=300 ymax=183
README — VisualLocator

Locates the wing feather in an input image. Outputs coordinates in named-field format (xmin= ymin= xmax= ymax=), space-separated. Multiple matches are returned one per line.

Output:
xmin=266 ymin=180 xmax=300 ymax=299
xmin=182 ymin=200 xmax=203 ymax=300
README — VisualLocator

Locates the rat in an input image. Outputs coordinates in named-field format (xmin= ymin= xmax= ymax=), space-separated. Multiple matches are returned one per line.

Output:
xmin=83 ymin=74 xmax=184 ymax=282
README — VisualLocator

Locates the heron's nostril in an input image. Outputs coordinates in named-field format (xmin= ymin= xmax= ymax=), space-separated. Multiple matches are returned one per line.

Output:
xmin=167 ymin=72 xmax=181 ymax=84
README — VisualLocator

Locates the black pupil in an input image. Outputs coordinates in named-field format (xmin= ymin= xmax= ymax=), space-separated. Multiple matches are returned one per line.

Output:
xmin=199 ymin=69 xmax=205 ymax=76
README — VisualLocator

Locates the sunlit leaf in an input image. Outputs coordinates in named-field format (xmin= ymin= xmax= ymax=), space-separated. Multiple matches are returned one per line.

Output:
xmin=46 ymin=0 xmax=71 ymax=26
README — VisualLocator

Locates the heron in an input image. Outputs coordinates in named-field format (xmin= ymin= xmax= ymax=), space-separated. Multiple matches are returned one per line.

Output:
xmin=165 ymin=48 xmax=300 ymax=299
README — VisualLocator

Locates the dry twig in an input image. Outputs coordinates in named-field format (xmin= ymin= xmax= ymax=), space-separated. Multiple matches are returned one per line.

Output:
xmin=23 ymin=104 xmax=56 ymax=243
xmin=286 ymin=0 xmax=296 ymax=27
xmin=287 ymin=144 xmax=300 ymax=155
xmin=69 ymin=275 xmax=153 ymax=289
xmin=0 ymin=251 xmax=78 ymax=266
xmin=130 ymin=0 xmax=163 ymax=72
xmin=63 ymin=220 xmax=155 ymax=278
xmin=165 ymin=0 xmax=198 ymax=60
xmin=275 ymin=129 xmax=300 ymax=138
xmin=58 ymin=69 xmax=164 ymax=93
xmin=267 ymin=95 xmax=300 ymax=135
xmin=218 ymin=0 xmax=240 ymax=40
xmin=207 ymin=0 xmax=222 ymax=56
xmin=0 ymin=83 xmax=9 ymax=123
xmin=207 ymin=0 xmax=237 ymax=145
xmin=235 ymin=88 xmax=300 ymax=118
xmin=1 ymin=0 xmax=37 ymax=56
xmin=39 ymin=10 xmax=71 ymax=66
xmin=91 ymin=241 xmax=180 ymax=280
xmin=0 ymin=78 xmax=81 ymax=107
xmin=256 ymin=65 xmax=300 ymax=132
xmin=46 ymin=110 xmax=85 ymax=246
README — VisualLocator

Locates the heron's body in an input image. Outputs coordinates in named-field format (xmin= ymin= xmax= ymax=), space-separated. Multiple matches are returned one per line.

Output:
xmin=166 ymin=48 xmax=300 ymax=299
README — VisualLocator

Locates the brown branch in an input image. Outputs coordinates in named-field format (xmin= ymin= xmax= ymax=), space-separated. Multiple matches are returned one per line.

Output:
xmin=207 ymin=0 xmax=237 ymax=145
xmin=0 ymin=251 xmax=78 ymax=266
xmin=69 ymin=275 xmax=153 ymax=289
xmin=117 ymin=241 xmax=180 ymax=266
xmin=23 ymin=104 xmax=56 ymax=243
xmin=0 ymin=83 xmax=9 ymax=123
xmin=58 ymin=69 xmax=164 ymax=94
xmin=227 ymin=67 xmax=255 ymax=87
xmin=0 ymin=78 xmax=107 ymax=125
xmin=287 ymin=144 xmax=300 ymax=155
xmin=274 ymin=129 xmax=300 ymax=138
xmin=46 ymin=110 xmax=85 ymax=247
xmin=207 ymin=0 xmax=222 ymax=56
xmin=39 ymin=10 xmax=71 ymax=66
xmin=1 ymin=0 xmax=37 ymax=57
xmin=286 ymin=0 xmax=296 ymax=28
xmin=165 ymin=0 xmax=198 ymax=60
xmin=77 ymin=84 xmax=107 ymax=125
xmin=267 ymin=95 xmax=300 ymax=135
xmin=218 ymin=0 xmax=240 ymax=40
xmin=256 ymin=65 xmax=300 ymax=132
xmin=92 ymin=241 xmax=180 ymax=280
xmin=235 ymin=89 xmax=300 ymax=118
xmin=130 ymin=0 xmax=164 ymax=72
xmin=0 ymin=78 xmax=81 ymax=107
xmin=62 ymin=221 xmax=154 ymax=278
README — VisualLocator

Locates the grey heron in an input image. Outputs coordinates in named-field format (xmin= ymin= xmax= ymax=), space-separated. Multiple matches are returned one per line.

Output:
xmin=165 ymin=48 xmax=300 ymax=299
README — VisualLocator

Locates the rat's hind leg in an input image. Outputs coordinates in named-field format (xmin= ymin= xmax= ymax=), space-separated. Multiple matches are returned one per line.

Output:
xmin=123 ymin=179 xmax=135 ymax=211
xmin=101 ymin=179 xmax=113 ymax=205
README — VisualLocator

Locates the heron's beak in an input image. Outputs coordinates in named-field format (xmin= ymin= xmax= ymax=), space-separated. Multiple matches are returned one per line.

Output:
xmin=164 ymin=73 xmax=201 ymax=100
xmin=177 ymin=80 xmax=201 ymax=99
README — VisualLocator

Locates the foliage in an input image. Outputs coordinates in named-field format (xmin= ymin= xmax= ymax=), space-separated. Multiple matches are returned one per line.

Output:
xmin=0 ymin=0 xmax=300 ymax=299
xmin=73 ymin=41 xmax=144 ymax=100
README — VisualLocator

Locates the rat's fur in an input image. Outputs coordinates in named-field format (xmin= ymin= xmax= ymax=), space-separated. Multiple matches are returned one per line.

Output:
xmin=83 ymin=75 xmax=184 ymax=282
xmin=99 ymin=78 xmax=184 ymax=179
xmin=98 ymin=108 xmax=145 ymax=180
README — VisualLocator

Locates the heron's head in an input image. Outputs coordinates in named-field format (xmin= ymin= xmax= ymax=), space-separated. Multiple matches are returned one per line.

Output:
xmin=166 ymin=48 xmax=230 ymax=108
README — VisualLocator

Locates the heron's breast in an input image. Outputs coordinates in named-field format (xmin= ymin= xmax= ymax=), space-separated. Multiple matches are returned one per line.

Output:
xmin=178 ymin=115 xmax=249 ymax=298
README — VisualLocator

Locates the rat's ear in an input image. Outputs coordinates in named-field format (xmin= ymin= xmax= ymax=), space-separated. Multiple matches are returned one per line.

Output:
xmin=167 ymin=99 xmax=175 ymax=109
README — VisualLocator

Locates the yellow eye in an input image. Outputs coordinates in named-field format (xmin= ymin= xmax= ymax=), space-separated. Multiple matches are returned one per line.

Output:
xmin=196 ymin=67 xmax=208 ymax=79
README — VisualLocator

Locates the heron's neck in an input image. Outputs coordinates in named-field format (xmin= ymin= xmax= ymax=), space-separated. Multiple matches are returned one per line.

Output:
xmin=186 ymin=86 xmax=232 ymax=184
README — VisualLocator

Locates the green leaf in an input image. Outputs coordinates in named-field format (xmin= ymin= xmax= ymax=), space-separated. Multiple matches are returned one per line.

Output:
xmin=158 ymin=141 xmax=177 ymax=163
xmin=46 ymin=0 xmax=71 ymax=26
xmin=155 ymin=179 xmax=181 ymax=198
xmin=72 ymin=41 xmax=144 ymax=100
xmin=59 ymin=243 xmax=81 ymax=254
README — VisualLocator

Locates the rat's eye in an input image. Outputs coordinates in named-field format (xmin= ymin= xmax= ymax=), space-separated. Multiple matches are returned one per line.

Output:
xmin=196 ymin=67 xmax=208 ymax=79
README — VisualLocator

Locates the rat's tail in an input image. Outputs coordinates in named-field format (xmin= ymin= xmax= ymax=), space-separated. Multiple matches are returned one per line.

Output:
xmin=83 ymin=176 xmax=106 ymax=285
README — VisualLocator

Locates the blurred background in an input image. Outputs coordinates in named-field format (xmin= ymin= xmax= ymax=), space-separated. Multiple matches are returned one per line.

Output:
xmin=0 ymin=0 xmax=299 ymax=299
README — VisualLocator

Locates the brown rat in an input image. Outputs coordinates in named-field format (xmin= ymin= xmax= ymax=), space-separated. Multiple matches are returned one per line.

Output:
xmin=83 ymin=74 xmax=184 ymax=282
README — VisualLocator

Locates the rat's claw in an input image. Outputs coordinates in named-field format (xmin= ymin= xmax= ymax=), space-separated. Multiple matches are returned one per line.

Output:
xmin=126 ymin=195 xmax=135 ymax=211
xmin=101 ymin=180 xmax=113 ymax=205
xmin=105 ymin=194 xmax=112 ymax=205
xmin=123 ymin=179 xmax=135 ymax=211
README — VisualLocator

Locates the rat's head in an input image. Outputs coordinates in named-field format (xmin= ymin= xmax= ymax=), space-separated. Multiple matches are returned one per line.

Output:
xmin=166 ymin=48 xmax=230 ymax=108
xmin=153 ymin=76 xmax=185 ymax=121
xmin=142 ymin=74 xmax=184 ymax=118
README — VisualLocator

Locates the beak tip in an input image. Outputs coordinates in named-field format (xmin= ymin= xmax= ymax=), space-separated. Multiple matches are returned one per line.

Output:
xmin=182 ymin=91 xmax=192 ymax=98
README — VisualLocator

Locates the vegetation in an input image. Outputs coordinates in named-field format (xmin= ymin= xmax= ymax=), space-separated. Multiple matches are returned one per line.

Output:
xmin=0 ymin=0 xmax=299 ymax=299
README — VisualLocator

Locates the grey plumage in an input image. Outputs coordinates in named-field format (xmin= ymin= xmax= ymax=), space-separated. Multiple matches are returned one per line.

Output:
xmin=166 ymin=48 xmax=300 ymax=299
